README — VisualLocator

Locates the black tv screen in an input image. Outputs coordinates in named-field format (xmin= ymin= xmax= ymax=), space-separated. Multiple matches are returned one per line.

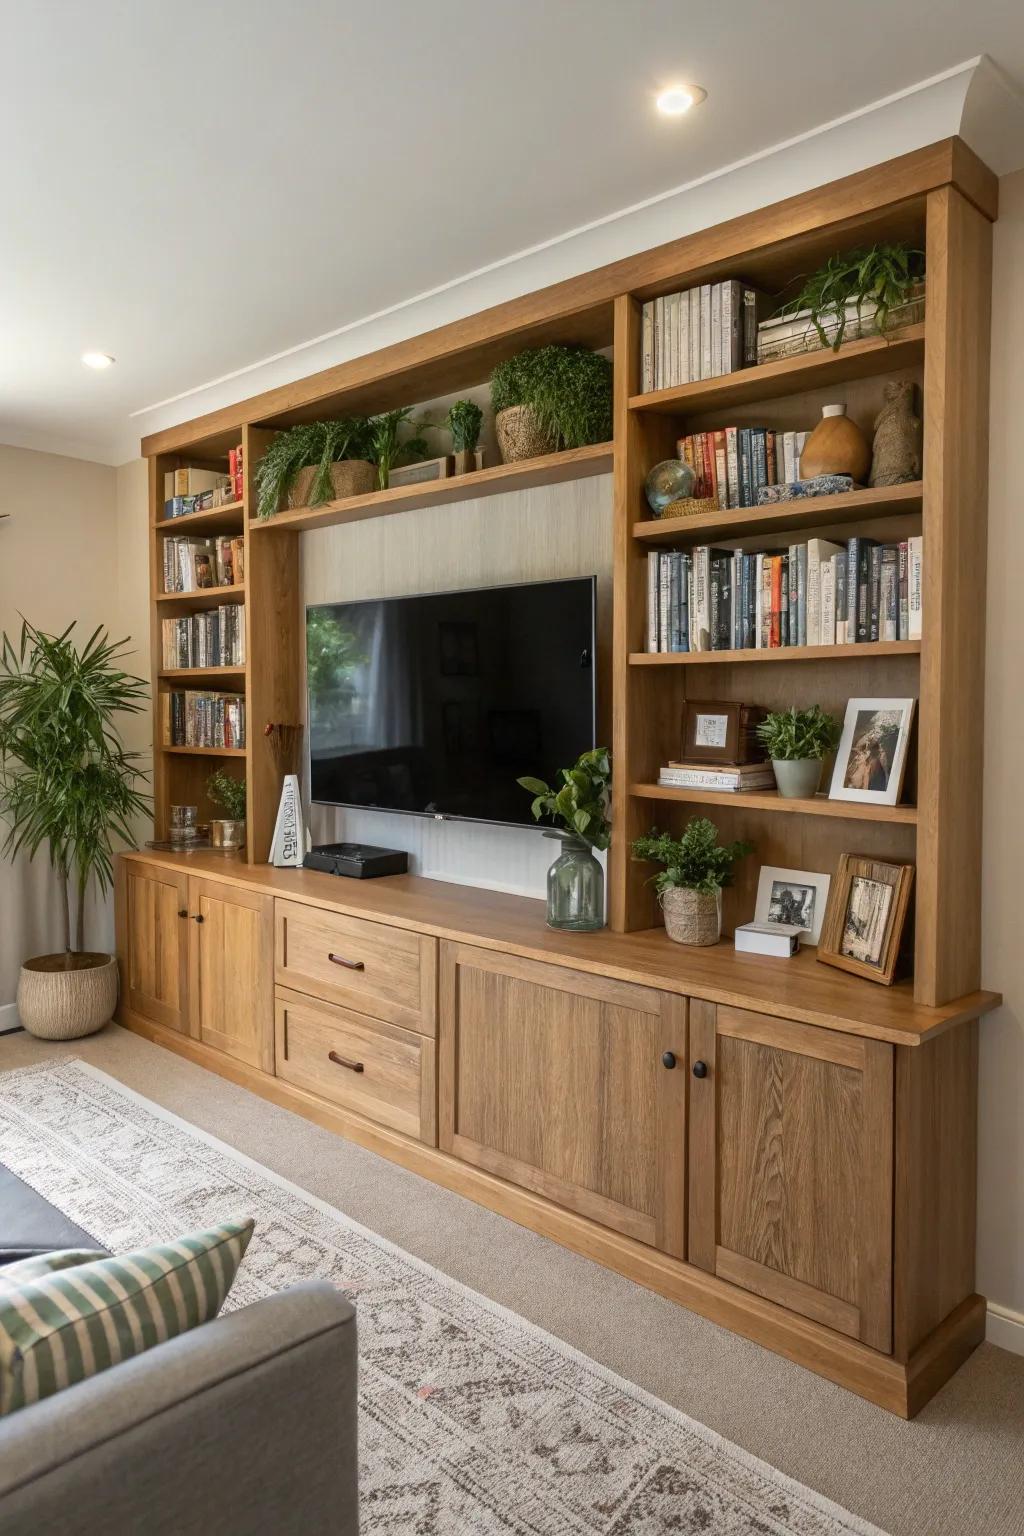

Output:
xmin=307 ymin=577 xmax=596 ymax=828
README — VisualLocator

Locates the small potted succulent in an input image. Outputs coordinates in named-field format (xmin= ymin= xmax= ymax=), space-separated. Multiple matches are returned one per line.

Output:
xmin=254 ymin=418 xmax=376 ymax=520
xmin=517 ymin=747 xmax=610 ymax=931
xmin=490 ymin=344 xmax=612 ymax=464
xmin=756 ymin=705 xmax=841 ymax=799
xmin=207 ymin=767 xmax=247 ymax=850
xmin=632 ymin=819 xmax=750 ymax=946
xmin=446 ymin=399 xmax=484 ymax=475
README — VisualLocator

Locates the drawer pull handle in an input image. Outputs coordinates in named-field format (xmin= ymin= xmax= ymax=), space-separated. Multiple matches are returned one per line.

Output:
xmin=328 ymin=952 xmax=365 ymax=971
xmin=328 ymin=1051 xmax=365 ymax=1074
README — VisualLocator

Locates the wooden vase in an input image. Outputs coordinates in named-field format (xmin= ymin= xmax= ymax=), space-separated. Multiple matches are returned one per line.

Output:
xmin=799 ymin=404 xmax=871 ymax=484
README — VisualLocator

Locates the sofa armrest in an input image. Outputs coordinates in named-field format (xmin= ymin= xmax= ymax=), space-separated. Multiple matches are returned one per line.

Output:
xmin=0 ymin=1281 xmax=358 ymax=1536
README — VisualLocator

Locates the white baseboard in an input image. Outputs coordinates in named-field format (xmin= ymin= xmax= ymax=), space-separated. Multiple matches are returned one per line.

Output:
xmin=0 ymin=1001 xmax=22 ymax=1035
xmin=987 ymin=1302 xmax=1024 ymax=1356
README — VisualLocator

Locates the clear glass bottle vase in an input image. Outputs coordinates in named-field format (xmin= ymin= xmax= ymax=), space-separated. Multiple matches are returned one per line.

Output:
xmin=546 ymin=835 xmax=605 ymax=932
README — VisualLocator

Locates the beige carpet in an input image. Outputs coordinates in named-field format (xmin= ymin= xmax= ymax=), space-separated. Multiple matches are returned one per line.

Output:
xmin=3 ymin=1025 xmax=1022 ymax=1536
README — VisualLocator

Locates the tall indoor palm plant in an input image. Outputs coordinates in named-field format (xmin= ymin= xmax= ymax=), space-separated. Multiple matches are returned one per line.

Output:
xmin=0 ymin=621 xmax=149 ymax=1038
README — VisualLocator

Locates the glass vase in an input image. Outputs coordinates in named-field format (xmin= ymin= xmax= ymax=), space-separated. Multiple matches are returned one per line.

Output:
xmin=546 ymin=836 xmax=605 ymax=932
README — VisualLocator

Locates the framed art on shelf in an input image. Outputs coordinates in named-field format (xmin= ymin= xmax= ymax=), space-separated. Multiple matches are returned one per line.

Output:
xmin=828 ymin=697 xmax=915 ymax=807
xmin=754 ymin=865 xmax=831 ymax=946
xmin=817 ymin=854 xmax=915 ymax=985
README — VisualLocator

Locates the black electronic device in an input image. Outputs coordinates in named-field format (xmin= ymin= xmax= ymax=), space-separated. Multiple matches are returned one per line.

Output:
xmin=302 ymin=842 xmax=409 ymax=879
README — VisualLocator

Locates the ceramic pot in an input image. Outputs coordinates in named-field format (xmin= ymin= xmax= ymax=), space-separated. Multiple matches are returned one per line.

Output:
xmin=799 ymin=404 xmax=871 ymax=484
xmin=211 ymin=818 xmax=246 ymax=850
xmin=286 ymin=460 xmax=375 ymax=509
xmin=661 ymin=887 xmax=722 ymax=946
xmin=495 ymin=405 xmax=556 ymax=464
xmin=772 ymin=758 xmax=823 ymax=799
xmin=17 ymin=953 xmax=118 ymax=1040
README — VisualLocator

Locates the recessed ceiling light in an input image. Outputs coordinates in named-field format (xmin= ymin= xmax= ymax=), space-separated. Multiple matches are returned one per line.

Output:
xmin=82 ymin=351 xmax=115 ymax=370
xmin=656 ymin=84 xmax=706 ymax=117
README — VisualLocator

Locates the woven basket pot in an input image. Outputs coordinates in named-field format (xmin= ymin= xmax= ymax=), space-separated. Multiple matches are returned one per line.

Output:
xmin=17 ymin=953 xmax=118 ymax=1040
xmin=287 ymin=459 xmax=376 ymax=509
xmin=495 ymin=405 xmax=557 ymax=464
xmin=661 ymin=887 xmax=722 ymax=947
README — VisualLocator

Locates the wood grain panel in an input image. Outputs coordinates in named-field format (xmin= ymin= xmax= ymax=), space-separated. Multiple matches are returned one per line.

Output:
xmin=124 ymin=861 xmax=189 ymax=1034
xmin=189 ymin=876 xmax=273 ymax=1070
xmin=715 ymin=1247 xmax=861 ymax=1339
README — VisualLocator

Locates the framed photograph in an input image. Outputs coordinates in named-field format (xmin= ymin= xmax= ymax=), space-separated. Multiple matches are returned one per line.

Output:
xmin=754 ymin=865 xmax=831 ymax=946
xmin=680 ymin=700 xmax=767 ymax=765
xmin=817 ymin=854 xmax=915 ymax=985
xmin=828 ymin=698 xmax=915 ymax=806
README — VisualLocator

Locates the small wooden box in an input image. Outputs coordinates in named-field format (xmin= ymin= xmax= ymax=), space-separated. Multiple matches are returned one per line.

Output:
xmin=680 ymin=700 xmax=768 ymax=765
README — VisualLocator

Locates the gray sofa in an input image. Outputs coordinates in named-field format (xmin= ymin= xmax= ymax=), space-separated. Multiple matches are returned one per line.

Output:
xmin=0 ymin=1168 xmax=359 ymax=1536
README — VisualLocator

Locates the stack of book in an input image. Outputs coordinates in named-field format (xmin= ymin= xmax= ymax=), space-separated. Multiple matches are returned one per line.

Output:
xmin=162 ymin=534 xmax=243 ymax=593
xmin=657 ymin=761 xmax=775 ymax=793
xmin=646 ymin=534 xmax=923 ymax=652
xmin=641 ymin=284 xmax=763 ymax=392
xmin=162 ymin=690 xmax=246 ymax=749
xmin=161 ymin=608 xmax=245 ymax=669
xmin=163 ymin=466 xmax=236 ymax=520
xmin=676 ymin=428 xmax=808 ymax=510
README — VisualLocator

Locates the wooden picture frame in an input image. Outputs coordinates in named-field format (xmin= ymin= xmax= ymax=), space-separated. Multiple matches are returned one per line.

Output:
xmin=680 ymin=700 xmax=767 ymax=765
xmin=387 ymin=455 xmax=453 ymax=488
xmin=828 ymin=697 xmax=915 ymax=807
xmin=817 ymin=854 xmax=914 ymax=986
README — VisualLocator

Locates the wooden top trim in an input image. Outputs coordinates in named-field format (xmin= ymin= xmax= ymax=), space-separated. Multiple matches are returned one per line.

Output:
xmin=120 ymin=850 xmax=999 ymax=1046
xmin=141 ymin=138 xmax=996 ymax=458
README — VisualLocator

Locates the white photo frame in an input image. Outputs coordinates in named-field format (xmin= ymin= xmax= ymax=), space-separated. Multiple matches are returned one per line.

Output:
xmin=828 ymin=697 xmax=915 ymax=807
xmin=754 ymin=866 xmax=832 ymax=946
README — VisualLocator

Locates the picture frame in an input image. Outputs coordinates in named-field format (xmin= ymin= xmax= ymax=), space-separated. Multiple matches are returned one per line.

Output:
xmin=680 ymin=700 xmax=767 ymax=765
xmin=817 ymin=854 xmax=915 ymax=985
xmin=828 ymin=697 xmax=915 ymax=806
xmin=387 ymin=455 xmax=453 ymax=488
xmin=754 ymin=865 xmax=832 ymax=946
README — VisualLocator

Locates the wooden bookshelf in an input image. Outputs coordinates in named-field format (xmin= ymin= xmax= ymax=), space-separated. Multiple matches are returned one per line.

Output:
xmin=633 ymin=481 xmax=923 ymax=544
xmin=162 ymin=745 xmax=247 ymax=758
xmin=158 ymin=667 xmax=246 ymax=681
xmin=153 ymin=501 xmax=244 ymax=534
xmin=629 ymin=782 xmax=919 ymax=824
xmin=629 ymin=641 xmax=921 ymax=666
xmin=155 ymin=583 xmax=245 ymax=609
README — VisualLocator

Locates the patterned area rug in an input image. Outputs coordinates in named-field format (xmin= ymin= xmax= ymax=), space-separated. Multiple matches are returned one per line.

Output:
xmin=0 ymin=1060 xmax=888 ymax=1536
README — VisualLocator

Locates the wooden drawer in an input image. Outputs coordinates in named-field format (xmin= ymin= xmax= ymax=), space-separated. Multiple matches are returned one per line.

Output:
xmin=275 ymin=986 xmax=436 ymax=1144
xmin=275 ymin=899 xmax=436 ymax=1035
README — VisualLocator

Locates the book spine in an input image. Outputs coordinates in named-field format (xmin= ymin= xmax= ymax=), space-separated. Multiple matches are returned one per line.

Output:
xmin=869 ymin=545 xmax=882 ymax=642
xmin=713 ymin=430 xmax=727 ymax=509
xmin=779 ymin=554 xmax=790 ymax=646
xmin=653 ymin=297 xmax=664 ymax=390
xmin=761 ymin=558 xmax=773 ymax=648
xmin=744 ymin=553 xmax=757 ymax=649
xmin=881 ymin=545 xmax=899 ymax=642
xmin=732 ymin=549 xmax=743 ymax=651
xmin=725 ymin=427 xmax=740 ymax=509
xmin=647 ymin=552 xmax=659 ymax=652
xmin=787 ymin=544 xmax=798 ymax=647
xmin=797 ymin=545 xmax=808 ymax=646
xmin=711 ymin=283 xmax=723 ymax=377
xmin=738 ymin=429 xmax=752 ymax=508
xmin=751 ymin=429 xmax=767 ymax=502
xmin=806 ymin=541 xmax=822 ymax=647
xmin=699 ymin=284 xmax=712 ymax=379
xmin=678 ymin=292 xmax=690 ymax=386
xmin=898 ymin=540 xmax=909 ymax=641
xmin=765 ymin=430 xmax=777 ymax=488
xmin=855 ymin=543 xmax=874 ymax=643
xmin=722 ymin=281 xmax=743 ymax=373
xmin=821 ymin=555 xmax=836 ymax=645
xmin=908 ymin=536 xmax=923 ymax=639
xmin=693 ymin=547 xmax=710 ymax=651
xmin=688 ymin=289 xmax=700 ymax=382
xmin=641 ymin=303 xmax=654 ymax=393
xmin=770 ymin=556 xmax=783 ymax=648
xmin=742 ymin=288 xmax=758 ymax=365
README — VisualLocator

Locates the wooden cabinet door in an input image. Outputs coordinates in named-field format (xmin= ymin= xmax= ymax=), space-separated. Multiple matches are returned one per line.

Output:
xmin=689 ymin=1001 xmax=894 ymax=1352
xmin=122 ymin=860 xmax=190 ymax=1034
xmin=439 ymin=942 xmax=687 ymax=1255
xmin=188 ymin=876 xmax=273 ymax=1071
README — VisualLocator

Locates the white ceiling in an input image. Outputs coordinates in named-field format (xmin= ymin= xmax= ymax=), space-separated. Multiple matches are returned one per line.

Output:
xmin=2 ymin=0 xmax=1023 ymax=466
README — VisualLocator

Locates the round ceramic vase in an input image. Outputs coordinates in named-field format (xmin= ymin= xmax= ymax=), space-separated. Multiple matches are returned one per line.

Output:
xmin=799 ymin=403 xmax=871 ymax=483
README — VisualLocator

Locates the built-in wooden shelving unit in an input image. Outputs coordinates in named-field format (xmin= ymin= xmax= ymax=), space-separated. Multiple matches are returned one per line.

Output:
xmin=633 ymin=481 xmax=923 ymax=543
xmin=629 ymin=782 xmax=919 ymax=824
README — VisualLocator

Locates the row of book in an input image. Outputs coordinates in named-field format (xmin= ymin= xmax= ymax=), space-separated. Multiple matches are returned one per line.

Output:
xmin=676 ymin=428 xmax=810 ymax=511
xmin=161 ymin=607 xmax=245 ymax=670
xmin=162 ymin=534 xmax=244 ymax=593
xmin=162 ymin=449 xmax=243 ymax=519
xmin=641 ymin=282 xmax=763 ymax=392
xmin=646 ymin=535 xmax=924 ymax=653
xmin=161 ymin=690 xmax=246 ymax=750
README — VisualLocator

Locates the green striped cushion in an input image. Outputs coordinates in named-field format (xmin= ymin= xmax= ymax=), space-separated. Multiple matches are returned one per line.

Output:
xmin=0 ymin=1250 xmax=107 ymax=1293
xmin=0 ymin=1218 xmax=254 ymax=1416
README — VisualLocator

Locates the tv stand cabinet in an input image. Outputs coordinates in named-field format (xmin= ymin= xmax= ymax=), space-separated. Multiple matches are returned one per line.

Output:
xmin=115 ymin=849 xmax=999 ymax=1417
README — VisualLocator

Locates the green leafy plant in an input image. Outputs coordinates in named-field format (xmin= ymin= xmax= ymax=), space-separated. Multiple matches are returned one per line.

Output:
xmin=367 ymin=407 xmax=434 ymax=489
xmin=207 ymin=767 xmax=247 ymax=821
xmin=490 ymin=345 xmax=612 ymax=449
xmin=775 ymin=242 xmax=925 ymax=352
xmin=631 ymin=819 xmax=750 ymax=895
xmin=445 ymin=399 xmax=483 ymax=453
xmin=254 ymin=418 xmax=374 ymax=520
xmin=0 ymin=621 xmax=149 ymax=954
xmin=517 ymin=746 xmax=611 ymax=850
xmin=756 ymin=705 xmax=841 ymax=762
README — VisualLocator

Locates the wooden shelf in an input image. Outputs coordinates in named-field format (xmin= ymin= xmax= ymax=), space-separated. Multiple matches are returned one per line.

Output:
xmin=158 ymin=667 xmax=247 ymax=681
xmin=153 ymin=502 xmax=244 ymax=534
xmin=155 ymin=584 xmax=245 ymax=610
xmin=630 ymin=782 xmax=918 ymax=825
xmin=248 ymin=442 xmax=614 ymax=534
xmin=629 ymin=640 xmax=921 ymax=666
xmin=633 ymin=482 xmax=923 ymax=545
xmin=628 ymin=325 xmax=926 ymax=416
xmin=162 ymin=745 xmax=247 ymax=758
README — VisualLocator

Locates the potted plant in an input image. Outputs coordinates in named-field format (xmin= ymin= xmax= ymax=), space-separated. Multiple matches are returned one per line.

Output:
xmin=207 ymin=766 xmax=247 ymax=850
xmin=490 ymin=344 xmax=612 ymax=464
xmin=760 ymin=243 xmax=925 ymax=361
xmin=756 ymin=705 xmax=841 ymax=799
xmin=632 ymin=819 xmax=750 ymax=946
xmin=0 ymin=621 xmax=149 ymax=1039
xmin=255 ymin=418 xmax=375 ymax=520
xmin=446 ymin=399 xmax=484 ymax=475
xmin=366 ymin=407 xmax=435 ymax=490
xmin=517 ymin=747 xmax=610 ymax=931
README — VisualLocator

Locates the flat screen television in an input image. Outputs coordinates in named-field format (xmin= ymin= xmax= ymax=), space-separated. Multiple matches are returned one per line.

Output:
xmin=307 ymin=576 xmax=596 ymax=828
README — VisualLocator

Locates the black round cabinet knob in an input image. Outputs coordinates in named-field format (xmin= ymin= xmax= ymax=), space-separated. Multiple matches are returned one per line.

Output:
xmin=661 ymin=1051 xmax=677 ymax=1070
xmin=692 ymin=1060 xmax=708 ymax=1079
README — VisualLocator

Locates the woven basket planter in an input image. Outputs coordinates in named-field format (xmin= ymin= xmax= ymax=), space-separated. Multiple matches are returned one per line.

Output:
xmin=661 ymin=888 xmax=722 ymax=947
xmin=286 ymin=460 xmax=376 ymax=510
xmin=495 ymin=406 xmax=556 ymax=464
xmin=17 ymin=953 xmax=118 ymax=1040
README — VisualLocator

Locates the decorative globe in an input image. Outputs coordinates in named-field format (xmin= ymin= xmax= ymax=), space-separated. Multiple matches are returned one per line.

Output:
xmin=644 ymin=459 xmax=696 ymax=515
